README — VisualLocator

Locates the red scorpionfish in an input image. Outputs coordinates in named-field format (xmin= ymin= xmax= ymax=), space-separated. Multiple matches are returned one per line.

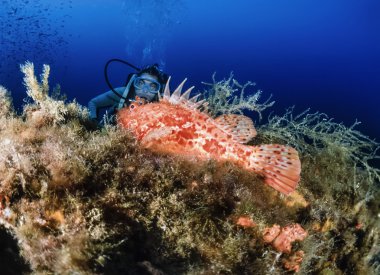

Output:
xmin=117 ymin=78 xmax=301 ymax=195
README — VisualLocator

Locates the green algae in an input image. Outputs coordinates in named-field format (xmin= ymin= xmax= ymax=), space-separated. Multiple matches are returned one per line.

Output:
xmin=0 ymin=63 xmax=379 ymax=274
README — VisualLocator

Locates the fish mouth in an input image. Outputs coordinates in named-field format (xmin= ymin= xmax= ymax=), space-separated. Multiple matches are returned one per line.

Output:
xmin=129 ymin=97 xmax=148 ymax=105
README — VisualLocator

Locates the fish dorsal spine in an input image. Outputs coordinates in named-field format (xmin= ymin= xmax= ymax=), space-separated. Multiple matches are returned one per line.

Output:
xmin=161 ymin=77 xmax=208 ymax=111
xmin=160 ymin=78 xmax=257 ymax=143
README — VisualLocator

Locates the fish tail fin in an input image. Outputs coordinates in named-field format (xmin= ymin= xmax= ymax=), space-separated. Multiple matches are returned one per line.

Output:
xmin=251 ymin=144 xmax=301 ymax=195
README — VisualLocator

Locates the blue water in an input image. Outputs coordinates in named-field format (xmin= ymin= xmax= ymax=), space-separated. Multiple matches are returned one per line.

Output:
xmin=1 ymin=0 xmax=379 ymax=142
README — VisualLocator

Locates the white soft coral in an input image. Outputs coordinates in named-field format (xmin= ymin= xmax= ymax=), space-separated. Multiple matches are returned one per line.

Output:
xmin=20 ymin=61 xmax=87 ymax=127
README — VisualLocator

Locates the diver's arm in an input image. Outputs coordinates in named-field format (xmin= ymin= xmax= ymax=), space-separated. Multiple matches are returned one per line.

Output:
xmin=88 ymin=87 xmax=125 ymax=120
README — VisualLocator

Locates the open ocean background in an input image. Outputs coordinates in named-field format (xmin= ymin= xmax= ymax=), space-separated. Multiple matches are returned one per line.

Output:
xmin=1 ymin=0 xmax=379 ymax=144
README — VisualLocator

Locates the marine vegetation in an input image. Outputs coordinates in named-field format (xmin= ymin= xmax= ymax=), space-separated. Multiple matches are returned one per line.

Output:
xmin=202 ymin=72 xmax=275 ymax=119
xmin=0 ymin=62 xmax=379 ymax=274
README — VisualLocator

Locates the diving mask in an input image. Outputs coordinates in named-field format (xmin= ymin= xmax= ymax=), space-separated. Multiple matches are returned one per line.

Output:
xmin=133 ymin=76 xmax=161 ymax=94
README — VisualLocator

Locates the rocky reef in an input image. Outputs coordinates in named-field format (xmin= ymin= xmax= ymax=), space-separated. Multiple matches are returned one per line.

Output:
xmin=0 ymin=62 xmax=379 ymax=274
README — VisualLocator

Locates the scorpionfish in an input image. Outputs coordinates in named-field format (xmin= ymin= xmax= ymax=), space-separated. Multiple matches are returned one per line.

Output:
xmin=117 ymin=78 xmax=301 ymax=195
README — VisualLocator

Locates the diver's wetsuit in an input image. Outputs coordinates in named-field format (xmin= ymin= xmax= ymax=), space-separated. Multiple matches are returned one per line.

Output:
xmin=88 ymin=86 xmax=127 ymax=120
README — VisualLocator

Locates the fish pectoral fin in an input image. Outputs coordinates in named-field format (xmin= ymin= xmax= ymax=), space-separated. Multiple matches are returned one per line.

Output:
xmin=214 ymin=114 xmax=257 ymax=144
xmin=141 ymin=128 xmax=173 ymax=145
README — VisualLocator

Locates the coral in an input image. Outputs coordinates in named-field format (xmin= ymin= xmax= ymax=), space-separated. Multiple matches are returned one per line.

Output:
xmin=203 ymin=72 xmax=275 ymax=119
xmin=20 ymin=61 xmax=49 ymax=102
xmin=263 ymin=224 xmax=281 ymax=243
xmin=262 ymin=224 xmax=307 ymax=272
xmin=282 ymin=250 xmax=305 ymax=272
xmin=0 ymin=66 xmax=379 ymax=274
xmin=236 ymin=216 xmax=256 ymax=228
xmin=263 ymin=223 xmax=308 ymax=254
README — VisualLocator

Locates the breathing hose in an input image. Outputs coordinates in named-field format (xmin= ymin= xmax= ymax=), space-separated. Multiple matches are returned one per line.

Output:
xmin=104 ymin=58 xmax=141 ymax=99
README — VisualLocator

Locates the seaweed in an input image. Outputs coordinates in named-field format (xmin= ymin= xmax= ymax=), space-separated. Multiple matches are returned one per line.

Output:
xmin=202 ymin=72 xmax=275 ymax=119
xmin=0 ymin=62 xmax=379 ymax=274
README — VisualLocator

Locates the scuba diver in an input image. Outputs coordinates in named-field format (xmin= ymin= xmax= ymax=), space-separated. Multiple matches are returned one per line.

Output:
xmin=88 ymin=59 xmax=169 ymax=127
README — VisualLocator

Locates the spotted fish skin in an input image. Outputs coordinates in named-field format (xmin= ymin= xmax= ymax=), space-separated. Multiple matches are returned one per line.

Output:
xmin=117 ymin=79 xmax=301 ymax=195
